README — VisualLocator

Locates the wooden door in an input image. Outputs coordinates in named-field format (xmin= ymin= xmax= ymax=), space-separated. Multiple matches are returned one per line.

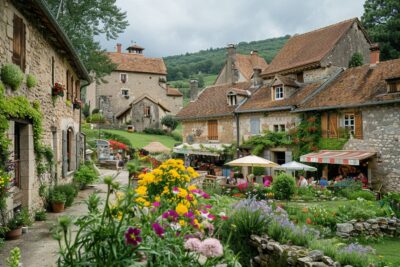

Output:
xmin=207 ymin=120 xmax=218 ymax=140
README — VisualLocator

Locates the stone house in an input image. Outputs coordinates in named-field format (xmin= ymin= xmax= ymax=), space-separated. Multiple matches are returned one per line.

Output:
xmin=0 ymin=0 xmax=91 ymax=211
xmin=296 ymin=56 xmax=400 ymax=192
xmin=214 ymin=44 xmax=268 ymax=85
xmin=234 ymin=18 xmax=372 ymax=164
xmin=92 ymin=43 xmax=183 ymax=130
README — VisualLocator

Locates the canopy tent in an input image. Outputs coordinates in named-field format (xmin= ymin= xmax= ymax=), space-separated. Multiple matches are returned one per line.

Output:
xmin=275 ymin=161 xmax=317 ymax=171
xmin=173 ymin=143 xmax=231 ymax=156
xmin=226 ymin=155 xmax=279 ymax=168
xmin=142 ymin=142 xmax=171 ymax=154
xmin=300 ymin=150 xmax=376 ymax=166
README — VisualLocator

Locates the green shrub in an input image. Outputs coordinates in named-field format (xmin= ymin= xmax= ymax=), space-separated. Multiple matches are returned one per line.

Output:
xmin=348 ymin=190 xmax=375 ymax=201
xmin=26 ymin=74 xmax=37 ymax=88
xmin=87 ymin=113 xmax=105 ymax=123
xmin=51 ymin=191 xmax=66 ymax=204
xmin=34 ymin=209 xmax=47 ymax=221
xmin=0 ymin=63 xmax=24 ymax=90
xmin=383 ymin=192 xmax=400 ymax=218
xmin=348 ymin=52 xmax=364 ymax=68
xmin=253 ymin=166 xmax=265 ymax=176
xmin=19 ymin=207 xmax=33 ymax=226
xmin=73 ymin=165 xmax=98 ymax=187
xmin=161 ymin=115 xmax=178 ymax=130
xmin=92 ymin=108 xmax=100 ymax=114
xmin=0 ymin=81 xmax=4 ymax=94
xmin=54 ymin=183 xmax=78 ymax=207
xmin=143 ymin=128 xmax=166 ymax=135
xmin=169 ymin=131 xmax=182 ymax=142
xmin=272 ymin=173 xmax=296 ymax=200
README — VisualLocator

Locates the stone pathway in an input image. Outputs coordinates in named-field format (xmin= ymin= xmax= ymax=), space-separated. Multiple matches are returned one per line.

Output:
xmin=0 ymin=169 xmax=128 ymax=267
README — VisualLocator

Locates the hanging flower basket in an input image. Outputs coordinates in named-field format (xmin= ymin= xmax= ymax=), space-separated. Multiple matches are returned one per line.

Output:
xmin=51 ymin=82 xmax=65 ymax=97
xmin=73 ymin=99 xmax=82 ymax=109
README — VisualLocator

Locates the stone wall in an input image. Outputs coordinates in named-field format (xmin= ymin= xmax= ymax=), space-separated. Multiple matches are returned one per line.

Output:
xmin=181 ymin=116 xmax=236 ymax=144
xmin=344 ymin=104 xmax=400 ymax=192
xmin=131 ymin=97 xmax=168 ymax=132
xmin=0 ymin=0 xmax=82 ymax=210
xmin=250 ymin=235 xmax=339 ymax=267
xmin=336 ymin=217 xmax=400 ymax=238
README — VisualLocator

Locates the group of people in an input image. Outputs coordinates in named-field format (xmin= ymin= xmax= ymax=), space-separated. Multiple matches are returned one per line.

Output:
xmin=296 ymin=171 xmax=368 ymax=189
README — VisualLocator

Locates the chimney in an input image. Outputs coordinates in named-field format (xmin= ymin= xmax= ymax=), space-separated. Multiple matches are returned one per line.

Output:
xmin=252 ymin=68 xmax=263 ymax=87
xmin=226 ymin=44 xmax=237 ymax=84
xmin=370 ymin=44 xmax=380 ymax=65
xmin=190 ymin=80 xmax=199 ymax=101
xmin=116 ymin=43 xmax=122 ymax=53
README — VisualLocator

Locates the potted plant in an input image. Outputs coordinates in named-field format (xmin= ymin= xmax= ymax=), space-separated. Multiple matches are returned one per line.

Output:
xmin=5 ymin=212 xmax=23 ymax=240
xmin=51 ymin=191 xmax=66 ymax=213
xmin=73 ymin=98 xmax=82 ymax=109
xmin=51 ymin=82 xmax=65 ymax=97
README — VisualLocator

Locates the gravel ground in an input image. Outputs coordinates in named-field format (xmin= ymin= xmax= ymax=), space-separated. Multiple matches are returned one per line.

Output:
xmin=0 ymin=169 xmax=127 ymax=267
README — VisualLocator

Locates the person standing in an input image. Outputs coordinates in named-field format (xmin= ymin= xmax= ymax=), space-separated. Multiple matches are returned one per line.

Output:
xmin=297 ymin=176 xmax=308 ymax=187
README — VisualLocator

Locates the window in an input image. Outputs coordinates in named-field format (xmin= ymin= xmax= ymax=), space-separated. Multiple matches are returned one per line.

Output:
xmin=274 ymin=86 xmax=284 ymax=100
xmin=121 ymin=88 xmax=129 ymax=97
xmin=297 ymin=72 xmax=304 ymax=83
xmin=12 ymin=14 xmax=26 ymax=71
xmin=75 ymin=80 xmax=80 ymax=100
xmin=227 ymin=93 xmax=237 ymax=106
xmin=120 ymin=73 xmax=127 ymax=83
xmin=208 ymin=120 xmax=218 ymax=140
xmin=144 ymin=106 xmax=151 ymax=117
xmin=273 ymin=125 xmax=279 ymax=132
xmin=344 ymin=113 xmax=355 ymax=135
xmin=250 ymin=117 xmax=260 ymax=135
xmin=273 ymin=124 xmax=285 ymax=132
xmin=388 ymin=81 xmax=399 ymax=93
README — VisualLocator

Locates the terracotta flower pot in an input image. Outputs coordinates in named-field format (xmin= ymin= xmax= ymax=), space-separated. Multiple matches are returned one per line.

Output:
xmin=6 ymin=227 xmax=22 ymax=240
xmin=52 ymin=202 xmax=65 ymax=213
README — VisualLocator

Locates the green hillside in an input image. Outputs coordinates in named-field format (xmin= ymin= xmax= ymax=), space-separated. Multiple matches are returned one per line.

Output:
xmin=164 ymin=35 xmax=289 ymax=82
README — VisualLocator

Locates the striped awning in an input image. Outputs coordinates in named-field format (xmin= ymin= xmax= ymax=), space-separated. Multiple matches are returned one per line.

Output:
xmin=300 ymin=150 xmax=376 ymax=166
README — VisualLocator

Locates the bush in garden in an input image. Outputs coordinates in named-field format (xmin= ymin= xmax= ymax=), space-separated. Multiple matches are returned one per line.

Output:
xmin=348 ymin=190 xmax=375 ymax=201
xmin=86 ymin=113 xmax=105 ymax=123
xmin=53 ymin=183 xmax=78 ymax=207
xmin=26 ymin=74 xmax=37 ymax=88
xmin=336 ymin=199 xmax=389 ymax=221
xmin=161 ymin=115 xmax=179 ymax=131
xmin=143 ymin=127 xmax=166 ymax=135
xmin=383 ymin=192 xmax=400 ymax=218
xmin=0 ymin=63 xmax=24 ymax=90
xmin=34 ymin=209 xmax=47 ymax=221
xmin=272 ymin=173 xmax=296 ymax=200
xmin=73 ymin=164 xmax=98 ymax=188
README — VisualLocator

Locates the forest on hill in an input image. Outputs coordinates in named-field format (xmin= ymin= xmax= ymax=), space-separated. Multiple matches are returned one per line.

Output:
xmin=164 ymin=35 xmax=290 ymax=82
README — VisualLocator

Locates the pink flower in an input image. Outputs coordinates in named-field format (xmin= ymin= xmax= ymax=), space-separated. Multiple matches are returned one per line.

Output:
xmin=184 ymin=238 xmax=202 ymax=251
xmin=153 ymin=202 xmax=160 ymax=207
xmin=199 ymin=238 xmax=223 ymax=257
xmin=204 ymin=204 xmax=212 ymax=209
xmin=151 ymin=223 xmax=165 ymax=237
xmin=207 ymin=214 xmax=216 ymax=221
xmin=172 ymin=187 xmax=179 ymax=194
xmin=202 ymin=192 xmax=210 ymax=199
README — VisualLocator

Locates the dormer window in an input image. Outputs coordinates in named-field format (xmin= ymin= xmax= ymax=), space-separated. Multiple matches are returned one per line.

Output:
xmin=227 ymin=92 xmax=237 ymax=106
xmin=274 ymin=85 xmax=284 ymax=100
xmin=387 ymin=79 xmax=400 ymax=93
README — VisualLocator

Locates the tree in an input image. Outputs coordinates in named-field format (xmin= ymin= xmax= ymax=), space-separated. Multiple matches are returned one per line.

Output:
xmin=161 ymin=115 xmax=178 ymax=131
xmin=362 ymin=0 xmax=400 ymax=61
xmin=45 ymin=0 xmax=129 ymax=81
xmin=348 ymin=52 xmax=364 ymax=68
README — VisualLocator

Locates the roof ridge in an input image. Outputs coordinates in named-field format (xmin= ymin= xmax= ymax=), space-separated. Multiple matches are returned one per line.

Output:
xmin=291 ymin=18 xmax=356 ymax=39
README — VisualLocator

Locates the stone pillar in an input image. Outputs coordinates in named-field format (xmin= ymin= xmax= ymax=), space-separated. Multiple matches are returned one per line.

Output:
xmin=253 ymin=68 xmax=263 ymax=87
xmin=190 ymin=80 xmax=199 ymax=102
xmin=20 ymin=124 xmax=34 ymax=208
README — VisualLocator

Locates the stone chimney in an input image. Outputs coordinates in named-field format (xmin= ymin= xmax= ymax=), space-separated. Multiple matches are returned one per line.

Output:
xmin=370 ymin=44 xmax=380 ymax=65
xmin=116 ymin=43 xmax=122 ymax=53
xmin=252 ymin=68 xmax=263 ymax=87
xmin=226 ymin=44 xmax=237 ymax=84
xmin=190 ymin=80 xmax=199 ymax=102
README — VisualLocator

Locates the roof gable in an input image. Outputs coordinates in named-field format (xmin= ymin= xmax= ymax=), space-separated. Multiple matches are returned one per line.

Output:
xmin=236 ymin=54 xmax=268 ymax=80
xmin=107 ymin=52 xmax=167 ymax=75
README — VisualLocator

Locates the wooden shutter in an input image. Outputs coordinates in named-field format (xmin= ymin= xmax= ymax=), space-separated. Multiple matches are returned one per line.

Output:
xmin=250 ymin=117 xmax=260 ymax=135
xmin=321 ymin=112 xmax=328 ymax=138
xmin=66 ymin=71 xmax=70 ymax=99
xmin=75 ymin=80 xmax=81 ymax=100
xmin=208 ymin=120 xmax=218 ymax=140
xmin=328 ymin=112 xmax=338 ymax=138
xmin=12 ymin=14 xmax=26 ymax=71
xmin=70 ymin=76 xmax=74 ymax=101
xmin=354 ymin=111 xmax=363 ymax=139
xmin=62 ymin=130 xmax=68 ymax=177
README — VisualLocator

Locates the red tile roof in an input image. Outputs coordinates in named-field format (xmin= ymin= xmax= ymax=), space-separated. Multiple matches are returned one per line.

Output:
xmin=236 ymin=54 xmax=268 ymax=80
xmin=166 ymin=86 xmax=183 ymax=97
xmin=262 ymin=18 xmax=361 ymax=77
xmin=107 ymin=52 xmax=167 ymax=75
xmin=298 ymin=59 xmax=400 ymax=110
xmin=176 ymin=82 xmax=251 ymax=120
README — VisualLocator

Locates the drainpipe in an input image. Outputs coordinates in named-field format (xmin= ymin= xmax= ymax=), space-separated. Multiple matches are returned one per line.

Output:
xmin=235 ymin=113 xmax=240 ymax=158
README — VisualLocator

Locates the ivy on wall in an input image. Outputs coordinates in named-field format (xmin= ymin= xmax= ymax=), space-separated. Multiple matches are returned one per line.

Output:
xmin=290 ymin=113 xmax=321 ymax=160
xmin=242 ymin=131 xmax=292 ymax=156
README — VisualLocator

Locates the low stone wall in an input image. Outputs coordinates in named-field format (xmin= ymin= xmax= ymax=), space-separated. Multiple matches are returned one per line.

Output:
xmin=250 ymin=235 xmax=339 ymax=267
xmin=336 ymin=217 xmax=400 ymax=238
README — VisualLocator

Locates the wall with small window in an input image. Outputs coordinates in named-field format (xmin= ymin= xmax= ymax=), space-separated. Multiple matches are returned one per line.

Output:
xmin=321 ymin=110 xmax=363 ymax=139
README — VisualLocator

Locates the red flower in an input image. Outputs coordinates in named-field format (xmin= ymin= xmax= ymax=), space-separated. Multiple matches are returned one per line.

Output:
xmin=124 ymin=227 xmax=142 ymax=246
xmin=109 ymin=140 xmax=128 ymax=151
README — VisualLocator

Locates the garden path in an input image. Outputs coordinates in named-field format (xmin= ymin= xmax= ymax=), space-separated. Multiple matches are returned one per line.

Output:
xmin=0 ymin=169 xmax=128 ymax=267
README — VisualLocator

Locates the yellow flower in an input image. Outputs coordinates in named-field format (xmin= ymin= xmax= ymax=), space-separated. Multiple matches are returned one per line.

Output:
xmin=135 ymin=197 xmax=146 ymax=203
xmin=117 ymin=211 xmax=123 ymax=221
xmin=188 ymin=185 xmax=197 ymax=191
xmin=135 ymin=186 xmax=147 ymax=196
xmin=144 ymin=201 xmax=151 ymax=207
xmin=179 ymin=220 xmax=186 ymax=227
xmin=155 ymin=196 xmax=161 ymax=202
xmin=116 ymin=192 xmax=125 ymax=201
xmin=178 ymin=188 xmax=188 ymax=198
xmin=176 ymin=203 xmax=188 ymax=216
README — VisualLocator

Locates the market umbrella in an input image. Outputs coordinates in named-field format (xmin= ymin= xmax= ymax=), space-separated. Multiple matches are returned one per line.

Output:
xmin=275 ymin=161 xmax=317 ymax=172
xmin=142 ymin=142 xmax=171 ymax=154
xmin=226 ymin=155 xmax=279 ymax=179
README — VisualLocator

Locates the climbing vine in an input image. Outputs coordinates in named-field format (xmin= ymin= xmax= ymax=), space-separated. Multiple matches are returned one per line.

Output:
xmin=290 ymin=113 xmax=321 ymax=160
xmin=242 ymin=131 xmax=292 ymax=156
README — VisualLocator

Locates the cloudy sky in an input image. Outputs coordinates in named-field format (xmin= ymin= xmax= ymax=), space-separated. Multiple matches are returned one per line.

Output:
xmin=100 ymin=0 xmax=365 ymax=57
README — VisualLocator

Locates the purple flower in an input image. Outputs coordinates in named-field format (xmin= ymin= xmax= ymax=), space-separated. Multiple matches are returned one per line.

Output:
xmin=204 ymin=204 xmax=212 ymax=209
xmin=184 ymin=211 xmax=195 ymax=218
xmin=340 ymin=243 xmax=375 ymax=255
xmin=124 ymin=227 xmax=142 ymax=246
xmin=152 ymin=223 xmax=165 ymax=237
xmin=153 ymin=201 xmax=160 ymax=207
xmin=199 ymin=238 xmax=223 ymax=257
xmin=202 ymin=192 xmax=210 ymax=199
xmin=162 ymin=210 xmax=179 ymax=222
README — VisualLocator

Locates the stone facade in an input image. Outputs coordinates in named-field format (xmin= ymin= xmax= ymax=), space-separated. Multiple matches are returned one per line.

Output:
xmin=130 ymin=96 xmax=169 ymax=132
xmin=336 ymin=217 xmax=400 ymax=238
xmin=0 ymin=0 xmax=87 ymax=210
xmin=182 ymin=117 xmax=236 ymax=144
xmin=344 ymin=104 xmax=400 ymax=192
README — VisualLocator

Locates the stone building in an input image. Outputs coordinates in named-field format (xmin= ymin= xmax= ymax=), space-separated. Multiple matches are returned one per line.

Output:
xmin=0 ymin=0 xmax=91 ymax=211
xmin=92 ymin=43 xmax=183 ymax=130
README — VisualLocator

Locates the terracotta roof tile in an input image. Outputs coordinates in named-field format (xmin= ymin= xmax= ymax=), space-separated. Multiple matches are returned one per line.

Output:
xmin=237 ymin=82 xmax=323 ymax=112
xmin=166 ymin=86 xmax=183 ymax=97
xmin=236 ymin=54 xmax=268 ymax=80
xmin=262 ymin=18 xmax=358 ymax=76
xmin=298 ymin=59 xmax=400 ymax=110
xmin=107 ymin=52 xmax=167 ymax=75
xmin=176 ymin=82 xmax=251 ymax=119
xmin=276 ymin=74 xmax=299 ymax=88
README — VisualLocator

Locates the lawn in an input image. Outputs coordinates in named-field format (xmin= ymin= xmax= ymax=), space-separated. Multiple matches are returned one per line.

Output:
xmin=103 ymin=129 xmax=178 ymax=149
xmin=370 ymin=237 xmax=400 ymax=264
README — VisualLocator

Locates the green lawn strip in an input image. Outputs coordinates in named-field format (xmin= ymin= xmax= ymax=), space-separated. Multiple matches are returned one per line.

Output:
xmin=369 ymin=237 xmax=400 ymax=264
xmin=103 ymin=129 xmax=177 ymax=149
